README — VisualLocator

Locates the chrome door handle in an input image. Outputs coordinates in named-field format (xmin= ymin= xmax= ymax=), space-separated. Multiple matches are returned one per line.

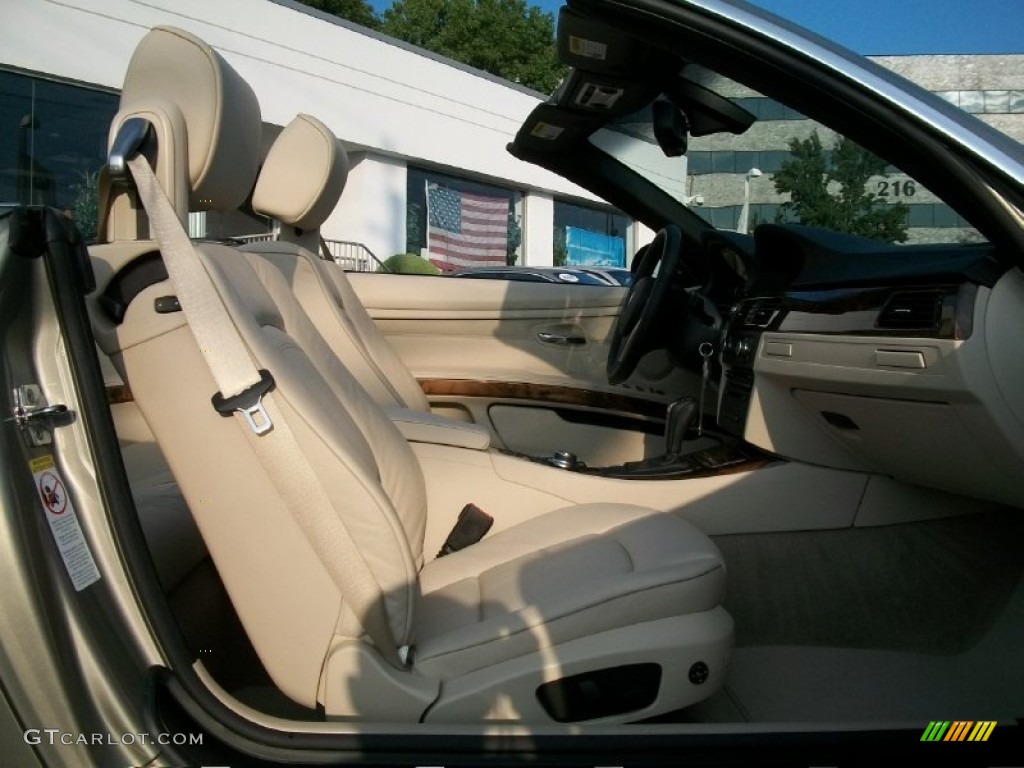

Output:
xmin=537 ymin=331 xmax=586 ymax=345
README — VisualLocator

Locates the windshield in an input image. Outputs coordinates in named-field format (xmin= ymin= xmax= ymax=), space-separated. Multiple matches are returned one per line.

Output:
xmin=590 ymin=70 xmax=986 ymax=246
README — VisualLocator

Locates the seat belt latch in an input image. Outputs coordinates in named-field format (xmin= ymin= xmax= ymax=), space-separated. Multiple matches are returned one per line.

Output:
xmin=211 ymin=369 xmax=276 ymax=435
xmin=437 ymin=503 xmax=493 ymax=558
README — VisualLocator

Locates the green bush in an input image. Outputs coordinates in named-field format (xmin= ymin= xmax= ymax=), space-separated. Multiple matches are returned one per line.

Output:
xmin=378 ymin=253 xmax=441 ymax=275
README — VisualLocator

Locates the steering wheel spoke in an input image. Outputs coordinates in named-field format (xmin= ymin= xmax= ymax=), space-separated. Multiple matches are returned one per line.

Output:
xmin=606 ymin=225 xmax=683 ymax=384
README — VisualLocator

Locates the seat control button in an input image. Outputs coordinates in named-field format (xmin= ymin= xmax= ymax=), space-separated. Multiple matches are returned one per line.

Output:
xmin=549 ymin=450 xmax=579 ymax=470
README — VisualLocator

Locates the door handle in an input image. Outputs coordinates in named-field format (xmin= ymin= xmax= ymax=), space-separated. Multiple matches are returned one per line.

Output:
xmin=537 ymin=331 xmax=586 ymax=345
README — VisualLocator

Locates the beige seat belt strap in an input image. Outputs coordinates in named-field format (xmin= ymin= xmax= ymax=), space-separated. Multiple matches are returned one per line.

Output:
xmin=126 ymin=152 xmax=406 ymax=668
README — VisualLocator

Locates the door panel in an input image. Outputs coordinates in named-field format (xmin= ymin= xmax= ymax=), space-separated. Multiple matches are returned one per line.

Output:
xmin=347 ymin=273 xmax=699 ymax=462
xmin=348 ymin=272 xmax=690 ymax=393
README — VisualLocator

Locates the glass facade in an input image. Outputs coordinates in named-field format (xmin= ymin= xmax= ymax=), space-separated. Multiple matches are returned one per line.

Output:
xmin=738 ymin=91 xmax=1024 ymax=117
xmin=406 ymin=166 xmax=522 ymax=270
xmin=695 ymin=202 xmax=971 ymax=232
xmin=688 ymin=149 xmax=800 ymax=176
xmin=0 ymin=69 xmax=118 ymax=240
xmin=935 ymin=89 xmax=1024 ymax=114
xmin=730 ymin=97 xmax=806 ymax=121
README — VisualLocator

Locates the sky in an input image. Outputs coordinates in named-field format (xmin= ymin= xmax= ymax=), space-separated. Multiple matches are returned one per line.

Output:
xmin=517 ymin=0 xmax=1024 ymax=56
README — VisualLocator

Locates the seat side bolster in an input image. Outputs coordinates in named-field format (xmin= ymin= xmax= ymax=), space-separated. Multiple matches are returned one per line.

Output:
xmin=414 ymin=568 xmax=725 ymax=678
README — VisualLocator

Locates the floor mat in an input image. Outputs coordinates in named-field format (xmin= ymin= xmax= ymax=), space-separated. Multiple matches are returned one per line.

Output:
xmin=714 ymin=511 xmax=1024 ymax=655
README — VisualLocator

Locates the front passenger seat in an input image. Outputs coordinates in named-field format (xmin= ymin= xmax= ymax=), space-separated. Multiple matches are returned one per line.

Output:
xmin=100 ymin=25 xmax=733 ymax=724
xmin=241 ymin=114 xmax=431 ymax=412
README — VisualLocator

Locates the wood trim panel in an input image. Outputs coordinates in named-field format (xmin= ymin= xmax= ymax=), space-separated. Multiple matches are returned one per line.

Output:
xmin=418 ymin=378 xmax=668 ymax=420
xmin=107 ymin=384 xmax=134 ymax=404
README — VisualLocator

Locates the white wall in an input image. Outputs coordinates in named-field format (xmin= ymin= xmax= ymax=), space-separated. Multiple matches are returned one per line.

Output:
xmin=589 ymin=129 xmax=690 ymax=204
xmin=326 ymin=153 xmax=407 ymax=260
xmin=635 ymin=222 xmax=656 ymax=251
xmin=523 ymin=193 xmax=554 ymax=266
xmin=0 ymin=0 xmax=600 ymax=201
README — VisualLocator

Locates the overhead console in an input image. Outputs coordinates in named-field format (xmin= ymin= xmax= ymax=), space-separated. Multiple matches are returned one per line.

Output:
xmin=509 ymin=7 xmax=754 ymax=164
xmin=716 ymin=229 xmax=1024 ymax=509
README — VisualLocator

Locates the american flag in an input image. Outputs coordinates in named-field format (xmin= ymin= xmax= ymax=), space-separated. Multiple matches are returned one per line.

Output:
xmin=426 ymin=183 xmax=509 ymax=270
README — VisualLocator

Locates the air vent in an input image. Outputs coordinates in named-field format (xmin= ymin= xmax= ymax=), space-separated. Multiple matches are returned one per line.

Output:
xmin=876 ymin=289 xmax=943 ymax=330
xmin=744 ymin=299 xmax=781 ymax=328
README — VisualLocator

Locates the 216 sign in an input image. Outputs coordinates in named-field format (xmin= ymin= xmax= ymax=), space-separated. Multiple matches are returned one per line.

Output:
xmin=877 ymin=179 xmax=916 ymax=197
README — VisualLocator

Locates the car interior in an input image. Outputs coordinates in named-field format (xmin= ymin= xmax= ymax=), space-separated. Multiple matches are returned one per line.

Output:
xmin=34 ymin=0 xmax=1024 ymax=734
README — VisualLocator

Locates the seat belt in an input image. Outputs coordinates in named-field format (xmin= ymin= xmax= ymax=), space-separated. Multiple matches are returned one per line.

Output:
xmin=125 ymin=152 xmax=408 ymax=669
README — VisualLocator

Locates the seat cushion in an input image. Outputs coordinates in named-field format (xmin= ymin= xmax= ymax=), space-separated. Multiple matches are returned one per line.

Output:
xmin=414 ymin=503 xmax=724 ymax=678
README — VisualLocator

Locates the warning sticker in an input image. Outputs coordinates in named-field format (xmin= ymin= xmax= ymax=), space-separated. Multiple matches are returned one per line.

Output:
xmin=568 ymin=35 xmax=608 ymax=61
xmin=30 ymin=455 xmax=100 ymax=592
xmin=530 ymin=122 xmax=565 ymax=140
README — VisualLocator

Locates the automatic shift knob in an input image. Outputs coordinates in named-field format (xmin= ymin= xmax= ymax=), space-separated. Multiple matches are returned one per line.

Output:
xmin=665 ymin=397 xmax=698 ymax=458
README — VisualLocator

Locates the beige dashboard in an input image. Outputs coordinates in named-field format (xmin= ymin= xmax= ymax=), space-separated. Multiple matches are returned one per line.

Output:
xmin=732 ymin=268 xmax=1024 ymax=508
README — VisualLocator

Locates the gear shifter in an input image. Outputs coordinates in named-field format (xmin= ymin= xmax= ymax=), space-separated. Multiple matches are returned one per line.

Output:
xmin=664 ymin=397 xmax=699 ymax=459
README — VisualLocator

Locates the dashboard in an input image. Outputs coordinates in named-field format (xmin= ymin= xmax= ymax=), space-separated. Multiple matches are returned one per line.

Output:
xmin=710 ymin=225 xmax=1024 ymax=509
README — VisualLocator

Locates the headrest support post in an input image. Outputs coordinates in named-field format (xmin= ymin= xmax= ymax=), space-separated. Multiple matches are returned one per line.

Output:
xmin=107 ymin=118 xmax=153 ymax=182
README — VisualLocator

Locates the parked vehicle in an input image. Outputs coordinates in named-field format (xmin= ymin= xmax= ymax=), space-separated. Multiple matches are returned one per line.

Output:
xmin=452 ymin=265 xmax=620 ymax=284
xmin=2 ymin=0 xmax=1022 ymax=766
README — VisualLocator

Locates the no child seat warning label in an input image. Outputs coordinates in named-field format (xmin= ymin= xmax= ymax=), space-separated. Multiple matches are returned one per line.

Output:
xmin=30 ymin=455 xmax=100 ymax=591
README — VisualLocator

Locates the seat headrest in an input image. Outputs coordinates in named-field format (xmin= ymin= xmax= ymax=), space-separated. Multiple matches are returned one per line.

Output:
xmin=252 ymin=114 xmax=349 ymax=231
xmin=119 ymin=26 xmax=262 ymax=211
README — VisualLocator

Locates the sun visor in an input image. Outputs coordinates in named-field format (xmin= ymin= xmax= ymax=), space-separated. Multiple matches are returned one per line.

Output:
xmin=510 ymin=103 xmax=588 ymax=154
xmin=557 ymin=7 xmax=672 ymax=77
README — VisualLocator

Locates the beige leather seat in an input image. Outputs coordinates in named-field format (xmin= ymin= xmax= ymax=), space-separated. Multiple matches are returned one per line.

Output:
xmin=92 ymin=25 xmax=732 ymax=723
xmin=241 ymin=114 xmax=430 ymax=412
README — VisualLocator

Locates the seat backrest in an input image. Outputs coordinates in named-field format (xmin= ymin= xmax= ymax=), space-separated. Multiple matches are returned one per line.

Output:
xmin=244 ymin=114 xmax=430 ymax=411
xmin=94 ymin=27 xmax=428 ymax=709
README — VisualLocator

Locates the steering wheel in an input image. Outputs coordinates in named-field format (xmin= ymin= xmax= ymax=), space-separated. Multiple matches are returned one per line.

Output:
xmin=606 ymin=224 xmax=683 ymax=385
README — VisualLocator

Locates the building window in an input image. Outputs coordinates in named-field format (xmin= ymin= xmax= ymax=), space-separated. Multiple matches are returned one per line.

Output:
xmin=936 ymin=89 xmax=1023 ymax=115
xmin=0 ymin=69 xmax=118 ymax=241
xmin=984 ymin=90 xmax=1011 ymax=113
xmin=552 ymin=200 xmax=630 ymax=267
xmin=687 ymin=149 xmax=813 ymax=176
xmin=406 ymin=167 xmax=522 ymax=271
xmin=730 ymin=97 xmax=804 ymax=121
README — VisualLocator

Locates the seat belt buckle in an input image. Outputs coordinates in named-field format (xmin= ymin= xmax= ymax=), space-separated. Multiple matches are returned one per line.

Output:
xmin=211 ymin=369 xmax=276 ymax=435
xmin=437 ymin=503 xmax=493 ymax=558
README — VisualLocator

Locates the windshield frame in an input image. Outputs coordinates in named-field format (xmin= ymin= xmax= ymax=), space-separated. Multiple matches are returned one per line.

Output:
xmin=509 ymin=0 xmax=1024 ymax=269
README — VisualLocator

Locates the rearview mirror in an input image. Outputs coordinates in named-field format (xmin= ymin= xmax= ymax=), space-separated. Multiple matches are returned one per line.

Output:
xmin=653 ymin=98 xmax=688 ymax=157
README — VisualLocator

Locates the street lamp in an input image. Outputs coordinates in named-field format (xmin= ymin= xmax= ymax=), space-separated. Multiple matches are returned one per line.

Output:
xmin=737 ymin=167 xmax=762 ymax=234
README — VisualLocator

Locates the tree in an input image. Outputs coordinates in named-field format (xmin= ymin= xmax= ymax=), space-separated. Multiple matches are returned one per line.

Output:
xmin=506 ymin=212 xmax=521 ymax=265
xmin=297 ymin=0 xmax=379 ymax=30
xmin=773 ymin=130 xmax=909 ymax=243
xmin=378 ymin=253 xmax=441 ymax=274
xmin=380 ymin=0 xmax=566 ymax=93
xmin=69 ymin=169 xmax=99 ymax=243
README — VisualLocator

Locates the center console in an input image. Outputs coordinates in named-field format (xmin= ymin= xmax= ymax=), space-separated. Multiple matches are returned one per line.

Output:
xmin=504 ymin=431 xmax=768 ymax=480
xmin=718 ymin=299 xmax=773 ymax=437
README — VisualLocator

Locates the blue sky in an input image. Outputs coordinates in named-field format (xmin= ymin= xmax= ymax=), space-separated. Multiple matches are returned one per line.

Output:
xmin=731 ymin=0 xmax=1023 ymax=55
xmin=370 ymin=0 xmax=1023 ymax=56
